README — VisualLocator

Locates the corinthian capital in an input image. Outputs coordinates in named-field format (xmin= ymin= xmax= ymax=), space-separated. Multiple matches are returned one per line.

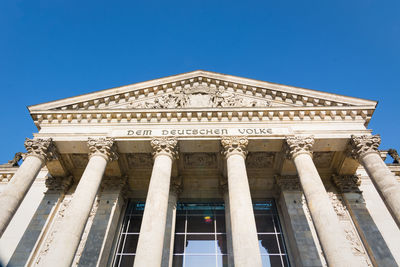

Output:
xmin=87 ymin=138 xmax=118 ymax=161
xmin=285 ymin=136 xmax=314 ymax=159
xmin=332 ymin=174 xmax=361 ymax=193
xmin=24 ymin=138 xmax=59 ymax=162
xmin=349 ymin=135 xmax=381 ymax=159
xmin=151 ymin=137 xmax=178 ymax=159
xmin=221 ymin=136 xmax=248 ymax=158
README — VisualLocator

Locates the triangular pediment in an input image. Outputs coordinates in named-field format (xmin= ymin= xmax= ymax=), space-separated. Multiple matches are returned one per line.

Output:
xmin=28 ymin=70 xmax=377 ymax=112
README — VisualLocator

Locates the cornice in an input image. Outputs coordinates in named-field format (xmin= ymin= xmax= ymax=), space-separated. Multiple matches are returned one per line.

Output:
xmin=30 ymin=106 xmax=375 ymax=129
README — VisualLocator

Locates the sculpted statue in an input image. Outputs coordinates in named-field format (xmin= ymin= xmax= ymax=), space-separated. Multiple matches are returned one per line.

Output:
xmin=388 ymin=149 xmax=400 ymax=164
xmin=0 ymin=152 xmax=24 ymax=167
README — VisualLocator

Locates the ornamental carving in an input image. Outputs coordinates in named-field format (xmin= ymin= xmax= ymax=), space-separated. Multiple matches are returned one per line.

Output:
xmin=131 ymin=84 xmax=271 ymax=109
xmin=171 ymin=176 xmax=183 ymax=196
xmin=349 ymin=135 xmax=381 ymax=159
xmin=24 ymin=138 xmax=59 ymax=161
xmin=100 ymin=176 xmax=128 ymax=191
xmin=246 ymin=152 xmax=275 ymax=168
xmin=150 ymin=137 xmax=178 ymax=159
xmin=221 ymin=136 xmax=248 ymax=158
xmin=126 ymin=153 xmax=153 ymax=168
xmin=87 ymin=137 xmax=118 ymax=161
xmin=45 ymin=175 xmax=73 ymax=192
xmin=219 ymin=177 xmax=229 ymax=195
xmin=184 ymin=153 xmax=217 ymax=169
xmin=275 ymin=175 xmax=302 ymax=191
xmin=332 ymin=174 xmax=362 ymax=193
xmin=328 ymin=192 xmax=347 ymax=219
xmin=285 ymin=136 xmax=314 ymax=159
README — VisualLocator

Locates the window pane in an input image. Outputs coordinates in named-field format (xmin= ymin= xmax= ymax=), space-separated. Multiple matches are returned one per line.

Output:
xmin=259 ymin=234 xmax=280 ymax=254
xmin=217 ymin=254 xmax=228 ymax=267
xmin=184 ymin=255 xmax=216 ymax=266
xmin=269 ymin=255 xmax=283 ymax=267
xmin=187 ymin=215 xmax=214 ymax=233
xmin=255 ymin=215 xmax=275 ymax=233
xmin=123 ymin=234 xmax=139 ymax=253
xmin=173 ymin=234 xmax=185 ymax=254
xmin=262 ymin=254 xmax=272 ymax=267
xmin=172 ymin=255 xmax=184 ymax=267
xmin=175 ymin=215 xmax=186 ymax=233
xmin=216 ymin=234 xmax=227 ymax=254
xmin=215 ymin=214 xmax=226 ymax=233
xmin=185 ymin=234 xmax=216 ymax=254
xmin=126 ymin=216 xmax=142 ymax=233
xmin=119 ymin=255 xmax=135 ymax=267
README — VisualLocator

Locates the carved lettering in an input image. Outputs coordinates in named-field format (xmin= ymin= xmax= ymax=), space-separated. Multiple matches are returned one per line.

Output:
xmin=143 ymin=130 xmax=152 ymax=135
xmin=120 ymin=127 xmax=275 ymax=136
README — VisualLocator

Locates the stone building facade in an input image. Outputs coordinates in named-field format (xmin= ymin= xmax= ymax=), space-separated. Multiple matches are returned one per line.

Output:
xmin=0 ymin=70 xmax=399 ymax=267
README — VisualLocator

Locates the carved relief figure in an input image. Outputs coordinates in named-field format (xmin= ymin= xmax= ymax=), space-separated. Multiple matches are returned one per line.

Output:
xmin=131 ymin=84 xmax=271 ymax=109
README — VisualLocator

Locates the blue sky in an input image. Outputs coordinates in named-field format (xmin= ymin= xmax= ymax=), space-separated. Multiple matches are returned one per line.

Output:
xmin=0 ymin=0 xmax=399 ymax=163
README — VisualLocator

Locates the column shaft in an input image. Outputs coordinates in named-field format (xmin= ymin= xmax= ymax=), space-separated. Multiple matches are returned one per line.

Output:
xmin=0 ymin=155 xmax=43 ymax=237
xmin=134 ymin=154 xmax=173 ymax=267
xmin=161 ymin=189 xmax=178 ymax=267
xmin=223 ymin=189 xmax=234 ymax=267
xmin=41 ymin=155 xmax=108 ymax=267
xmin=293 ymin=153 xmax=356 ymax=266
xmin=360 ymin=153 xmax=400 ymax=227
xmin=226 ymin=153 xmax=262 ymax=267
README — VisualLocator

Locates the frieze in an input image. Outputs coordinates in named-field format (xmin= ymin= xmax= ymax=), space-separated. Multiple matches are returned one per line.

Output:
xmin=70 ymin=154 xmax=89 ymax=169
xmin=313 ymin=152 xmax=334 ymax=168
xmin=183 ymin=153 xmax=217 ymax=169
xmin=246 ymin=152 xmax=275 ymax=168
xmin=275 ymin=175 xmax=302 ymax=191
xmin=126 ymin=153 xmax=153 ymax=168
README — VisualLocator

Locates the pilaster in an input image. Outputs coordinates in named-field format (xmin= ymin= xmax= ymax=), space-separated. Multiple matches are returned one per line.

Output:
xmin=275 ymin=175 xmax=323 ymax=267
xmin=333 ymin=174 xmax=397 ymax=267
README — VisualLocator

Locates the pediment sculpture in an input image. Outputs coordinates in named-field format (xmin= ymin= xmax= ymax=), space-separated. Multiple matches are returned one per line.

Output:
xmin=130 ymin=84 xmax=271 ymax=109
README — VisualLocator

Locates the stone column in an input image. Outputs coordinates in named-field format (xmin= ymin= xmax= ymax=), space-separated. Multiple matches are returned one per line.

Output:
xmin=286 ymin=136 xmax=357 ymax=267
xmin=221 ymin=136 xmax=262 ymax=267
xmin=350 ymin=135 xmax=400 ymax=227
xmin=275 ymin=175 xmax=323 ymax=267
xmin=219 ymin=178 xmax=234 ymax=267
xmin=41 ymin=138 xmax=118 ymax=267
xmin=333 ymin=174 xmax=398 ymax=267
xmin=161 ymin=178 xmax=181 ymax=267
xmin=0 ymin=138 xmax=57 ymax=237
xmin=134 ymin=137 xmax=178 ymax=267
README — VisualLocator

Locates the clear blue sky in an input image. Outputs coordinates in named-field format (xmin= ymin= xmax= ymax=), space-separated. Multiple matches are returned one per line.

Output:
xmin=0 ymin=0 xmax=399 ymax=163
